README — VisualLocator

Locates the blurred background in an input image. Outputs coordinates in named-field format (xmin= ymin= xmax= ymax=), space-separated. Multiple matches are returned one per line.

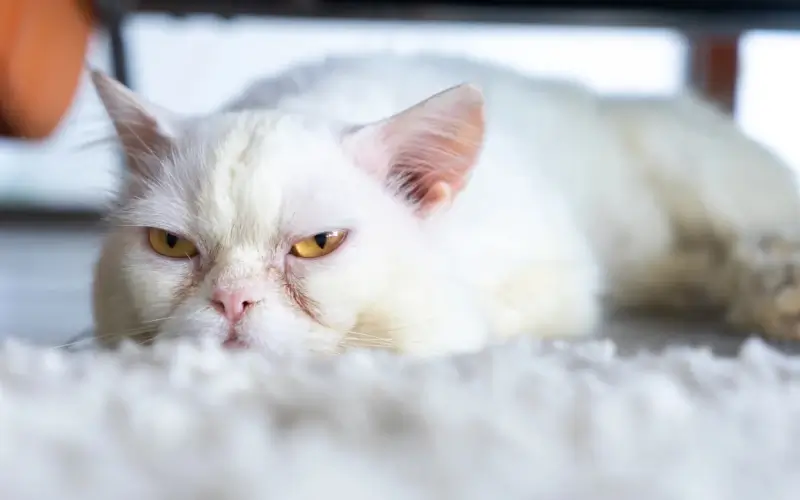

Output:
xmin=3 ymin=2 xmax=800 ymax=346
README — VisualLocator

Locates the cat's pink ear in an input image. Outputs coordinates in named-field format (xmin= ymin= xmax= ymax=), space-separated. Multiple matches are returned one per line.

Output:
xmin=91 ymin=70 xmax=177 ymax=179
xmin=343 ymin=84 xmax=485 ymax=216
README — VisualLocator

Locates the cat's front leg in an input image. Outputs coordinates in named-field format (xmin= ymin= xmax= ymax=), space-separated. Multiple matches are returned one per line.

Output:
xmin=723 ymin=234 xmax=800 ymax=340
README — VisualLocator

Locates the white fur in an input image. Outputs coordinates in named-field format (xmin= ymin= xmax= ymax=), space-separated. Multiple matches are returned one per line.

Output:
xmin=92 ymin=54 xmax=800 ymax=356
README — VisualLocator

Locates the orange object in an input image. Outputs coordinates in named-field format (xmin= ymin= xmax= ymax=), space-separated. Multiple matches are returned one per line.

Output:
xmin=0 ymin=0 xmax=93 ymax=140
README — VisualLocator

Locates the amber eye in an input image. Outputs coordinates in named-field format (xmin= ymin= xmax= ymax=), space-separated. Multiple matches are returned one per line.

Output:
xmin=290 ymin=230 xmax=348 ymax=259
xmin=147 ymin=228 xmax=199 ymax=258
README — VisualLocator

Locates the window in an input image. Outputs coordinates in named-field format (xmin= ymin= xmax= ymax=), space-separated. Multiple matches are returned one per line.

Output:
xmin=737 ymin=31 xmax=800 ymax=174
xmin=0 ymin=15 xmax=688 ymax=210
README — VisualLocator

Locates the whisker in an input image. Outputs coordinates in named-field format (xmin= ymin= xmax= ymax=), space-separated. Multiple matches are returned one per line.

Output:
xmin=51 ymin=336 xmax=96 ymax=350
xmin=341 ymin=317 xmax=439 ymax=338
xmin=339 ymin=330 xmax=391 ymax=344
xmin=339 ymin=330 xmax=397 ymax=349
xmin=52 ymin=315 xmax=177 ymax=350
xmin=70 ymin=134 xmax=120 ymax=152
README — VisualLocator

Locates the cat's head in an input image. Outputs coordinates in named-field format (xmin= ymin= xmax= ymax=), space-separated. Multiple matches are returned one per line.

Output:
xmin=90 ymin=70 xmax=486 ymax=356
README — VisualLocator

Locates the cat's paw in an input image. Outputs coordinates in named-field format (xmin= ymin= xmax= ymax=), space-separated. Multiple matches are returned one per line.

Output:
xmin=725 ymin=235 xmax=800 ymax=340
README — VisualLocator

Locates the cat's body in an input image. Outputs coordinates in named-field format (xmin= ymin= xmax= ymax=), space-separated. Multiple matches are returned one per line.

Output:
xmin=92 ymin=54 xmax=800 ymax=356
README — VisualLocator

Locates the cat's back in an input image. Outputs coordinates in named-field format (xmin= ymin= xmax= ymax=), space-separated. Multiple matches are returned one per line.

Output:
xmin=222 ymin=53 xmax=610 ymax=207
xmin=223 ymin=53 xmax=591 ymax=125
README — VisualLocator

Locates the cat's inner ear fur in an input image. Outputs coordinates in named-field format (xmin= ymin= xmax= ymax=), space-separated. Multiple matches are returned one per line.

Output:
xmin=91 ymin=70 xmax=177 ymax=179
xmin=342 ymin=83 xmax=485 ymax=216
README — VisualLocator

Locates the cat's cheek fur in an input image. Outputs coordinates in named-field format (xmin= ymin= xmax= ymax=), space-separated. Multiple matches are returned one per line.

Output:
xmin=243 ymin=305 xmax=342 ymax=354
xmin=285 ymin=239 xmax=405 ymax=351
xmin=361 ymin=267 xmax=492 ymax=356
xmin=327 ymin=244 xmax=492 ymax=356
xmin=156 ymin=297 xmax=226 ymax=343
xmin=93 ymin=230 xmax=194 ymax=346
xmin=281 ymin=221 xmax=491 ymax=356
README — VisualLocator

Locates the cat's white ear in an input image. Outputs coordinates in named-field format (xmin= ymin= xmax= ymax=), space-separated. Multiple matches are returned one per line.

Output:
xmin=343 ymin=83 xmax=485 ymax=216
xmin=91 ymin=70 xmax=177 ymax=178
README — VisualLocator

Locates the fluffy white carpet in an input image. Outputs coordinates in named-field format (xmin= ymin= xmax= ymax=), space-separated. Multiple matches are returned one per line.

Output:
xmin=1 ymin=336 xmax=799 ymax=500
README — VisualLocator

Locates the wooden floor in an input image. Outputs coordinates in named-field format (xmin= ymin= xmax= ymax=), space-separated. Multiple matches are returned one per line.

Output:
xmin=2 ymin=222 xmax=799 ymax=357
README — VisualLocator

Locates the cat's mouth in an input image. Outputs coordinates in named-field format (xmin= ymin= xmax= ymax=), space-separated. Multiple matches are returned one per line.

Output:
xmin=222 ymin=325 xmax=251 ymax=349
xmin=222 ymin=337 xmax=250 ymax=349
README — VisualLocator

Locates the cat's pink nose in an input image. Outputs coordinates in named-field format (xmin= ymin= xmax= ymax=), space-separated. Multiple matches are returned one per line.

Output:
xmin=211 ymin=288 xmax=261 ymax=323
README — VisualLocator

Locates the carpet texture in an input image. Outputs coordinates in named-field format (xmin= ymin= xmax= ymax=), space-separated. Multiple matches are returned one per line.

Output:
xmin=1 ymin=336 xmax=799 ymax=500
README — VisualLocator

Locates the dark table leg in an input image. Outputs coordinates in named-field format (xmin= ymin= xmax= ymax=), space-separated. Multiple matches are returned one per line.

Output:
xmin=94 ymin=0 xmax=133 ymax=88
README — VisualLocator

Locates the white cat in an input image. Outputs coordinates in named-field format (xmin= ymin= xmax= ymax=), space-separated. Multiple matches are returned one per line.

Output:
xmin=91 ymin=53 xmax=800 ymax=357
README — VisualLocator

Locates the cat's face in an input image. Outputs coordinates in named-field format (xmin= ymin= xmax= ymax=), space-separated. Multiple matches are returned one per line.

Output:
xmin=91 ymin=71 xmax=485 ymax=355
xmin=99 ymin=114 xmax=426 ymax=354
